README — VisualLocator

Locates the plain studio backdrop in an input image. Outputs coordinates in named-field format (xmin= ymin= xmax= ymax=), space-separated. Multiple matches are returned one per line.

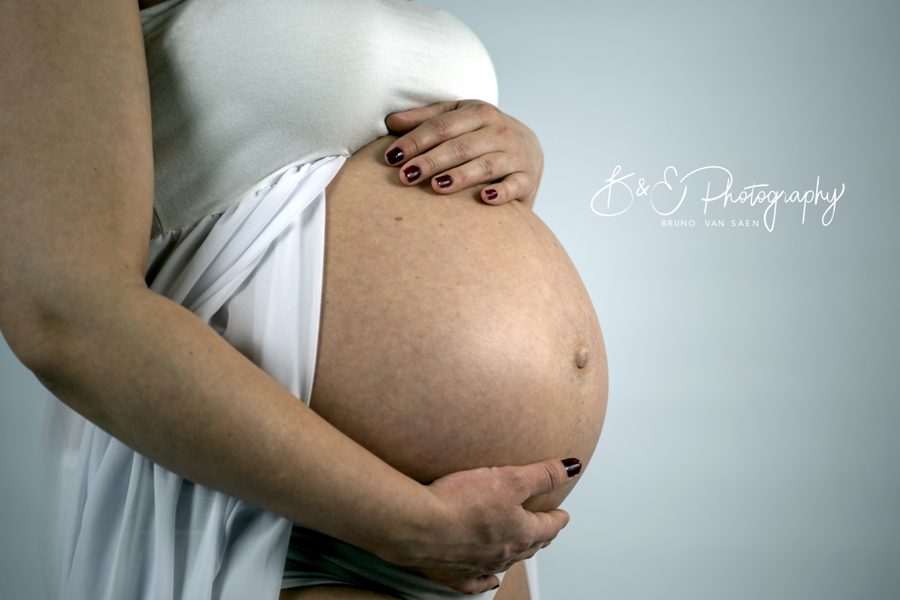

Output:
xmin=2 ymin=1 xmax=898 ymax=598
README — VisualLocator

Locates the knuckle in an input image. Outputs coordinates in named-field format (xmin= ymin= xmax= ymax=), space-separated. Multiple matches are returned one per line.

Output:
xmin=474 ymin=101 xmax=498 ymax=119
xmin=406 ymin=136 xmax=423 ymax=156
xmin=505 ymin=469 xmax=528 ymax=494
xmin=486 ymin=559 xmax=508 ymax=574
xmin=431 ymin=116 xmax=453 ymax=139
xmin=509 ymin=539 xmax=531 ymax=557
xmin=545 ymin=463 xmax=563 ymax=490
xmin=511 ymin=144 xmax=528 ymax=161
xmin=452 ymin=169 xmax=470 ymax=188
xmin=494 ymin=124 xmax=515 ymax=142
xmin=480 ymin=156 xmax=499 ymax=181
xmin=419 ymin=153 xmax=439 ymax=175
xmin=450 ymin=138 xmax=472 ymax=163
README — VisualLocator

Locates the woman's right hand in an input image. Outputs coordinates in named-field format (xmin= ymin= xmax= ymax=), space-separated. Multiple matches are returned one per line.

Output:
xmin=379 ymin=458 xmax=582 ymax=594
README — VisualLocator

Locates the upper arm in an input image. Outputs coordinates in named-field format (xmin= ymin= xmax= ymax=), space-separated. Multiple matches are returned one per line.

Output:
xmin=0 ymin=0 xmax=153 ymax=362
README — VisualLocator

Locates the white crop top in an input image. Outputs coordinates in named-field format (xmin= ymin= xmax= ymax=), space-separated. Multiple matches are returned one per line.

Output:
xmin=141 ymin=0 xmax=499 ymax=236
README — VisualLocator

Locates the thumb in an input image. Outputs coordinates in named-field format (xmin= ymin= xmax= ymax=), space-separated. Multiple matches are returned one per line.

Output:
xmin=512 ymin=458 xmax=582 ymax=500
xmin=385 ymin=100 xmax=461 ymax=133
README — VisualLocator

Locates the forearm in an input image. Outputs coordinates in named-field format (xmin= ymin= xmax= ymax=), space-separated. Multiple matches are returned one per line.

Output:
xmin=25 ymin=283 xmax=432 ymax=558
xmin=0 ymin=0 xmax=428 ymax=557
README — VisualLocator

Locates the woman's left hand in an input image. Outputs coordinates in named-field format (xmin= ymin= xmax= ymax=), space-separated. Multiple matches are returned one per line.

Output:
xmin=384 ymin=100 xmax=544 ymax=208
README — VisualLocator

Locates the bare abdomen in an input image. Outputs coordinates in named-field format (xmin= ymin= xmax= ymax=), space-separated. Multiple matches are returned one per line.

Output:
xmin=311 ymin=136 xmax=607 ymax=511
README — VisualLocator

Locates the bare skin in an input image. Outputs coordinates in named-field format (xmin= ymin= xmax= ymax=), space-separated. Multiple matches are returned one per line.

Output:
xmin=0 ymin=0 xmax=581 ymax=594
xmin=316 ymin=135 xmax=607 ymax=511
xmin=2 ymin=0 xmax=606 ymax=597
xmin=272 ymin=135 xmax=607 ymax=599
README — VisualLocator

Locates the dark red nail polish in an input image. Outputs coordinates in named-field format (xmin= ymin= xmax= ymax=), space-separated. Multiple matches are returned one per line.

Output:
xmin=436 ymin=175 xmax=452 ymax=188
xmin=485 ymin=188 xmax=498 ymax=201
xmin=386 ymin=147 xmax=404 ymax=164
xmin=404 ymin=165 xmax=421 ymax=183
xmin=562 ymin=458 xmax=582 ymax=477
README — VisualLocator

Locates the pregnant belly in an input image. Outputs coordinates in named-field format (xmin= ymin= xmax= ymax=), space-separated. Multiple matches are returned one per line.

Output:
xmin=311 ymin=136 xmax=608 ymax=511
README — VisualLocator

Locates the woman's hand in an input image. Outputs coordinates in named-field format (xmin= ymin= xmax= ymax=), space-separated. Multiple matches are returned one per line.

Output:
xmin=379 ymin=458 xmax=582 ymax=594
xmin=384 ymin=100 xmax=544 ymax=209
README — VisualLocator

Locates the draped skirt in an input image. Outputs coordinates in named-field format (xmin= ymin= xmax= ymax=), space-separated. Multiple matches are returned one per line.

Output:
xmin=38 ymin=156 xmax=343 ymax=600
xmin=37 ymin=154 xmax=539 ymax=600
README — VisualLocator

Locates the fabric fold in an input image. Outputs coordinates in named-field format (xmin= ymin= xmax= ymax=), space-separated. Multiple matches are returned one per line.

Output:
xmin=39 ymin=155 xmax=345 ymax=600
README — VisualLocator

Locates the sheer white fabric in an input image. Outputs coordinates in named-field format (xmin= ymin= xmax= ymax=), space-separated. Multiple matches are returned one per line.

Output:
xmin=36 ymin=152 xmax=541 ymax=600
xmin=525 ymin=559 xmax=540 ymax=600
xmin=38 ymin=155 xmax=344 ymax=600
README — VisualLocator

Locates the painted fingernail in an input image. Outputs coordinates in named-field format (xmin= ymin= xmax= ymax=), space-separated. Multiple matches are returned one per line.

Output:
xmin=386 ymin=147 xmax=404 ymax=164
xmin=436 ymin=175 xmax=452 ymax=188
xmin=404 ymin=165 xmax=421 ymax=183
xmin=492 ymin=585 xmax=500 ymax=591
xmin=562 ymin=458 xmax=582 ymax=478
xmin=485 ymin=188 xmax=499 ymax=201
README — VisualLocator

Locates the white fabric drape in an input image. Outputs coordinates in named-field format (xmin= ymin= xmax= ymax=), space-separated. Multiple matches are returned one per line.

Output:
xmin=38 ymin=155 xmax=344 ymax=600
xmin=36 ymin=151 xmax=540 ymax=600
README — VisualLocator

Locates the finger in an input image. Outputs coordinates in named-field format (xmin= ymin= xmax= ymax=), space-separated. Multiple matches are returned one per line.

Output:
xmin=402 ymin=129 xmax=512 ymax=187
xmin=515 ymin=538 xmax=552 ymax=562
xmin=522 ymin=536 xmax=554 ymax=558
xmin=426 ymin=147 xmax=527 ymax=195
xmin=508 ymin=458 xmax=582 ymax=501
xmin=480 ymin=171 xmax=535 ymax=205
xmin=511 ymin=542 xmax=543 ymax=564
xmin=525 ymin=508 xmax=571 ymax=546
xmin=384 ymin=101 xmax=462 ymax=135
xmin=450 ymin=574 xmax=502 ymax=595
xmin=385 ymin=101 xmax=498 ymax=167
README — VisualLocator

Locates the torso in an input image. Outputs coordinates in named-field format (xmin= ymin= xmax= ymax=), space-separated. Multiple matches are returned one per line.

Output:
xmin=314 ymin=136 xmax=608 ymax=512
xmin=138 ymin=0 xmax=607 ymax=511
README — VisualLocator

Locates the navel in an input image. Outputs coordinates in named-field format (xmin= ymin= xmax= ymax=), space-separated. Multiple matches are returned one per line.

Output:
xmin=574 ymin=345 xmax=590 ymax=369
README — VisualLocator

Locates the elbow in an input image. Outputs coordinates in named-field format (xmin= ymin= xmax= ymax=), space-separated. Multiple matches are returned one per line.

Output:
xmin=0 ymin=274 xmax=122 ymax=386
xmin=1 ymin=271 xmax=151 ymax=396
xmin=0 ymin=295 xmax=71 ymax=383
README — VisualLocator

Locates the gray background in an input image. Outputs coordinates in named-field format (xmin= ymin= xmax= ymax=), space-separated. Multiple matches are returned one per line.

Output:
xmin=2 ymin=0 xmax=898 ymax=598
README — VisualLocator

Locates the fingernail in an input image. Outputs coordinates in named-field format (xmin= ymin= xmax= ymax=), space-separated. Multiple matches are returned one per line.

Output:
xmin=404 ymin=165 xmax=421 ymax=183
xmin=386 ymin=147 xmax=404 ymax=164
xmin=484 ymin=188 xmax=498 ymax=201
xmin=492 ymin=585 xmax=500 ymax=591
xmin=436 ymin=175 xmax=452 ymax=188
xmin=562 ymin=458 xmax=582 ymax=478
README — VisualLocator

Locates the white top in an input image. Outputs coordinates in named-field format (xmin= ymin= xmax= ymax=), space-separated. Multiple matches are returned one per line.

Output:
xmin=141 ymin=0 xmax=498 ymax=235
